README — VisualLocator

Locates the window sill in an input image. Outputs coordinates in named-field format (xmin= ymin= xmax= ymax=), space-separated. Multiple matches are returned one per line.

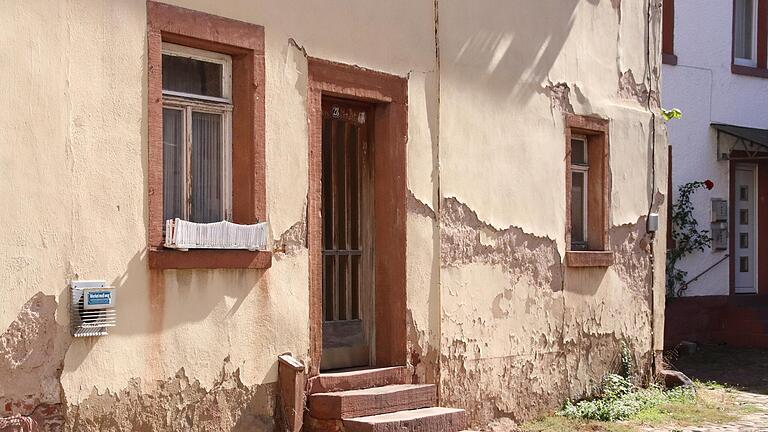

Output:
xmin=731 ymin=64 xmax=768 ymax=78
xmin=566 ymin=251 xmax=614 ymax=268
xmin=148 ymin=248 xmax=272 ymax=270
xmin=662 ymin=53 xmax=678 ymax=65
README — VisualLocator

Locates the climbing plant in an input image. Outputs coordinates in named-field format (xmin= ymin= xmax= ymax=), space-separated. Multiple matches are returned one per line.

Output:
xmin=666 ymin=180 xmax=714 ymax=297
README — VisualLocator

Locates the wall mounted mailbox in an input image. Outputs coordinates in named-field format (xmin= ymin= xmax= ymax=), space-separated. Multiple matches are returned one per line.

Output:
xmin=71 ymin=280 xmax=117 ymax=337
xmin=711 ymin=198 xmax=728 ymax=222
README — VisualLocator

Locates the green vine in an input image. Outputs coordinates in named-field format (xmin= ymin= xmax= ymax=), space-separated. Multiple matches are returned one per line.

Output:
xmin=666 ymin=180 xmax=713 ymax=297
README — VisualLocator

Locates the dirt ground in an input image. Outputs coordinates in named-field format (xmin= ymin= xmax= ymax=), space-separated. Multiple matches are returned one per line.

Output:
xmin=638 ymin=344 xmax=768 ymax=432
xmin=667 ymin=344 xmax=768 ymax=395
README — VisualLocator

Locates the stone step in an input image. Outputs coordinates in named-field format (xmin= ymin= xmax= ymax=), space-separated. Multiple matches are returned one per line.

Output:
xmin=309 ymin=384 xmax=436 ymax=420
xmin=343 ymin=407 xmax=467 ymax=432
xmin=308 ymin=366 xmax=411 ymax=394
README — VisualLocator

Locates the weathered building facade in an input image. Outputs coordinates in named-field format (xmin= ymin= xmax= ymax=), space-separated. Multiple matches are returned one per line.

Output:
xmin=0 ymin=0 xmax=667 ymax=430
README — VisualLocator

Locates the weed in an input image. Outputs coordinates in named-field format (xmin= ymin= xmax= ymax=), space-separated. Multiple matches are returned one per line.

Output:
xmin=559 ymin=374 xmax=695 ymax=422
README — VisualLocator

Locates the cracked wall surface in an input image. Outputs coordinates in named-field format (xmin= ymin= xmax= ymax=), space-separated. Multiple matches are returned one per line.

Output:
xmin=437 ymin=0 xmax=666 ymax=426
xmin=1 ymin=0 xmax=666 ymax=429
xmin=0 ymin=293 xmax=70 ymax=431
xmin=1 ymin=0 xmax=436 ymax=430
xmin=438 ymin=200 xmax=659 ymax=425
xmin=66 ymin=358 xmax=276 ymax=432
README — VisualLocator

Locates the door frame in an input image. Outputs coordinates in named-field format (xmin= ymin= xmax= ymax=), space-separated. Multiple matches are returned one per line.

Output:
xmin=307 ymin=58 xmax=408 ymax=376
xmin=730 ymin=160 xmax=764 ymax=295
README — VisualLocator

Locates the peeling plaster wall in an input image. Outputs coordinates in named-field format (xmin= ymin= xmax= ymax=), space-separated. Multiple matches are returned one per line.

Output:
xmin=0 ymin=0 xmax=665 ymax=429
xmin=0 ymin=0 xmax=436 ymax=429
xmin=437 ymin=0 xmax=667 ymax=425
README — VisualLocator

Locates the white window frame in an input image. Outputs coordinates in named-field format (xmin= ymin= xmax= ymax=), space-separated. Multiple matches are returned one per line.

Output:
xmin=571 ymin=136 xmax=589 ymax=249
xmin=162 ymin=43 xmax=233 ymax=222
xmin=734 ymin=0 xmax=759 ymax=67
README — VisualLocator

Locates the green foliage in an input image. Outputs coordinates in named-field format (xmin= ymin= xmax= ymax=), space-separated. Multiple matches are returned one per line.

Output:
xmin=559 ymin=346 xmax=695 ymax=422
xmin=662 ymin=108 xmax=682 ymax=121
xmin=666 ymin=181 xmax=713 ymax=297
xmin=601 ymin=373 xmax=634 ymax=400
xmin=559 ymin=375 xmax=695 ymax=422
xmin=525 ymin=379 xmax=743 ymax=431
xmin=619 ymin=341 xmax=633 ymax=380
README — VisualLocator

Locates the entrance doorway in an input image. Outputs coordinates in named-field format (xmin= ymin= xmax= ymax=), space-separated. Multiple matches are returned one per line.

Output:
xmin=307 ymin=58 xmax=407 ymax=376
xmin=735 ymin=164 xmax=758 ymax=294
xmin=320 ymin=98 xmax=374 ymax=370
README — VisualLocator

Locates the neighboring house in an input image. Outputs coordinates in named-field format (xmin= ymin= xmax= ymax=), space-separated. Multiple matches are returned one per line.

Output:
xmin=663 ymin=0 xmax=768 ymax=348
xmin=0 ymin=1 xmax=667 ymax=431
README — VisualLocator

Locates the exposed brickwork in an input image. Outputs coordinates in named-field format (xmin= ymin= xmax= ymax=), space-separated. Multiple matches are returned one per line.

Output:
xmin=0 ymin=293 xmax=69 ymax=432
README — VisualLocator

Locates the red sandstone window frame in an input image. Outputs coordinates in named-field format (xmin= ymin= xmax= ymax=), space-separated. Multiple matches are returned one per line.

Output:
xmin=662 ymin=0 xmax=678 ymax=65
xmin=732 ymin=0 xmax=768 ymax=78
xmin=146 ymin=1 xmax=270 ymax=269
xmin=565 ymin=114 xmax=614 ymax=268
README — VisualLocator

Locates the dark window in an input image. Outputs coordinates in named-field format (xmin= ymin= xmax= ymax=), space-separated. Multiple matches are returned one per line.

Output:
xmin=662 ymin=0 xmax=677 ymax=64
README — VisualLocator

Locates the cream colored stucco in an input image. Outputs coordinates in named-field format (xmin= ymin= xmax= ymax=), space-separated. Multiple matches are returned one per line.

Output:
xmin=436 ymin=0 xmax=667 ymax=424
xmin=0 ymin=0 xmax=666 ymax=428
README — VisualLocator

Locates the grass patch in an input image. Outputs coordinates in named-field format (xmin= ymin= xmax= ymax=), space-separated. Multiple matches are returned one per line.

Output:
xmin=558 ymin=374 xmax=695 ymax=422
xmin=521 ymin=416 xmax=634 ymax=432
xmin=521 ymin=380 xmax=752 ymax=432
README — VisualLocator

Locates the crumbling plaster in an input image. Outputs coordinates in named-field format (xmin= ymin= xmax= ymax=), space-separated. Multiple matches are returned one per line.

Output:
xmin=1 ymin=0 xmax=438 ymax=429
xmin=434 ymin=0 xmax=667 ymax=425
xmin=0 ymin=0 xmax=667 ymax=429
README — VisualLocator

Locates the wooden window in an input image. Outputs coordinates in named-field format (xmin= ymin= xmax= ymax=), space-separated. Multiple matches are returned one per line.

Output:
xmin=732 ymin=0 xmax=768 ymax=77
xmin=565 ymin=114 xmax=614 ymax=267
xmin=147 ymin=1 xmax=269 ymax=269
xmin=662 ymin=0 xmax=678 ymax=65
xmin=570 ymin=136 xmax=589 ymax=250
xmin=162 ymin=43 xmax=233 ymax=224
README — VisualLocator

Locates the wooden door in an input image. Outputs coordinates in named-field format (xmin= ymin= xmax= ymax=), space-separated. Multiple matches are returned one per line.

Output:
xmin=735 ymin=165 xmax=758 ymax=294
xmin=320 ymin=98 xmax=374 ymax=370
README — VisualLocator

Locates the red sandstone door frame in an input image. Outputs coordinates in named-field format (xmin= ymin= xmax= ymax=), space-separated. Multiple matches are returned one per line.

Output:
xmin=307 ymin=58 xmax=408 ymax=375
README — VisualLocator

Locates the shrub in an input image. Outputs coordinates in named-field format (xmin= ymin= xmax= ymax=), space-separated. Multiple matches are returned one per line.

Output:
xmin=559 ymin=374 xmax=695 ymax=422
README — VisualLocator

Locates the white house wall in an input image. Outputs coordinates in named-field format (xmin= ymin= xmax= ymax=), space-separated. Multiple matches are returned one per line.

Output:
xmin=663 ymin=0 xmax=768 ymax=297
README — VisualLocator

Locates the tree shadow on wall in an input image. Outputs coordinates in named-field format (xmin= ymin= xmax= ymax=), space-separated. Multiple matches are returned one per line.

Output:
xmin=444 ymin=0 xmax=586 ymax=104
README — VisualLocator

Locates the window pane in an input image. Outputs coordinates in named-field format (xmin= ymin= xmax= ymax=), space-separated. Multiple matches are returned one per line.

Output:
xmin=740 ymin=233 xmax=749 ymax=249
xmin=735 ymin=0 xmax=754 ymax=60
xmin=571 ymin=171 xmax=586 ymax=245
xmin=571 ymin=138 xmax=587 ymax=165
xmin=163 ymin=108 xmax=184 ymax=221
xmin=190 ymin=112 xmax=223 ymax=223
xmin=163 ymin=54 xmax=223 ymax=98
xmin=740 ymin=209 xmax=749 ymax=225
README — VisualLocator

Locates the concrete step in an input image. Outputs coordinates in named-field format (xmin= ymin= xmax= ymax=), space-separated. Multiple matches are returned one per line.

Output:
xmin=308 ymin=366 xmax=411 ymax=394
xmin=309 ymin=384 xmax=436 ymax=420
xmin=343 ymin=407 xmax=466 ymax=432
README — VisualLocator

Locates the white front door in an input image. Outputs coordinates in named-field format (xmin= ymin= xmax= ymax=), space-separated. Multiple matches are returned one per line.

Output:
xmin=735 ymin=165 xmax=758 ymax=294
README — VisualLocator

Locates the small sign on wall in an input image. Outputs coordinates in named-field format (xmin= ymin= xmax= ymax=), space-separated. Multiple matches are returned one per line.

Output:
xmin=83 ymin=288 xmax=115 ymax=310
